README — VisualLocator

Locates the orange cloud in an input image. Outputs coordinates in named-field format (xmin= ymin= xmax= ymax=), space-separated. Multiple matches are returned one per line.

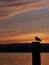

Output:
xmin=0 ymin=30 xmax=20 ymax=41
xmin=0 ymin=32 xmax=49 ymax=44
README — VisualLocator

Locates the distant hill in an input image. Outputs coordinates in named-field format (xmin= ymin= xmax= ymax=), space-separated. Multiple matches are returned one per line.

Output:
xmin=0 ymin=42 xmax=49 ymax=52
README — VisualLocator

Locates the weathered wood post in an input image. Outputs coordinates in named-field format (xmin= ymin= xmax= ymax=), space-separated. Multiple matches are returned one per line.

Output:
xmin=32 ymin=42 xmax=40 ymax=65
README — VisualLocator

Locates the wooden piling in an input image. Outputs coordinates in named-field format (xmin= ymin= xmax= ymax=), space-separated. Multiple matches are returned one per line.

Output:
xmin=32 ymin=42 xmax=40 ymax=65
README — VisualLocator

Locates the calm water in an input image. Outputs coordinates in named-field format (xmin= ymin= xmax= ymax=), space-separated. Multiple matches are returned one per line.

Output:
xmin=0 ymin=53 xmax=49 ymax=65
xmin=41 ymin=53 xmax=49 ymax=65
xmin=0 ymin=53 xmax=32 ymax=65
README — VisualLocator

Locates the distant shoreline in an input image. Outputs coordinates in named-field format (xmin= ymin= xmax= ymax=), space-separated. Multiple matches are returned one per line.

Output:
xmin=0 ymin=42 xmax=49 ymax=52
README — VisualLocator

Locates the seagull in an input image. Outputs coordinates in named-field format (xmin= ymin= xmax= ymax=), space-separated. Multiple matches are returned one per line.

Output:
xmin=35 ymin=36 xmax=42 ymax=42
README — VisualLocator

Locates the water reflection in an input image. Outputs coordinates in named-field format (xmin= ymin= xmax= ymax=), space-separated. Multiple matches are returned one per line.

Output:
xmin=0 ymin=53 xmax=49 ymax=65
xmin=41 ymin=53 xmax=49 ymax=65
xmin=0 ymin=53 xmax=32 ymax=65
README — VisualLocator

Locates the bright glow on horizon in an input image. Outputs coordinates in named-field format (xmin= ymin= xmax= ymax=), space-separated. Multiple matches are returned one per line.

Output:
xmin=0 ymin=32 xmax=49 ymax=44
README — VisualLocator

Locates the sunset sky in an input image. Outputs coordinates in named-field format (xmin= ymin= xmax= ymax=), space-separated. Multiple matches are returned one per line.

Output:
xmin=0 ymin=0 xmax=49 ymax=44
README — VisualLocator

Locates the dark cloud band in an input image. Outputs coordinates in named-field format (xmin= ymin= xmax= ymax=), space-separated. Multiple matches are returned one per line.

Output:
xmin=0 ymin=0 xmax=48 ymax=19
xmin=0 ymin=0 xmax=39 ymax=6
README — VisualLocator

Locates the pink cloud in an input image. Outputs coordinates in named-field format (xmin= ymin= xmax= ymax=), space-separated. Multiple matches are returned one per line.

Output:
xmin=0 ymin=0 xmax=48 ymax=19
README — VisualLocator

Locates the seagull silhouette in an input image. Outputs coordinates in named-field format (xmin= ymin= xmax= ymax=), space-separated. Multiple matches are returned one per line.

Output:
xmin=35 ymin=36 xmax=42 ymax=42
